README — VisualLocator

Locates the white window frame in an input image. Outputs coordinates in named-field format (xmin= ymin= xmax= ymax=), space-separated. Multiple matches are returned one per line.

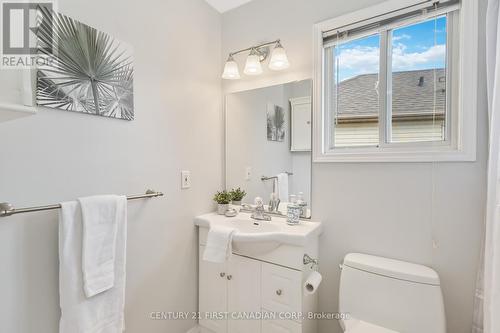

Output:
xmin=312 ymin=0 xmax=478 ymax=162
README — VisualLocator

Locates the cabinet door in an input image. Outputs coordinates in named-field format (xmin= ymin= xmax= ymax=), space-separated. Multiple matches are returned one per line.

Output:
xmin=290 ymin=97 xmax=311 ymax=152
xmin=199 ymin=246 xmax=228 ymax=333
xmin=227 ymin=254 xmax=262 ymax=333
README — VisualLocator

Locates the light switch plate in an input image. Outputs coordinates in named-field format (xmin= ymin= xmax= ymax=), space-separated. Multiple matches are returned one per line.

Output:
xmin=181 ymin=170 xmax=191 ymax=189
xmin=245 ymin=167 xmax=252 ymax=181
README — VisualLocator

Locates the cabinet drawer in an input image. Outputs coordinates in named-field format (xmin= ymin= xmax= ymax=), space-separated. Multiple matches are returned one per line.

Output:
xmin=262 ymin=318 xmax=302 ymax=333
xmin=262 ymin=263 xmax=302 ymax=315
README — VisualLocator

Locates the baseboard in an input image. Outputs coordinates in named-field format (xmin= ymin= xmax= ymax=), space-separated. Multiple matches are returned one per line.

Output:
xmin=186 ymin=326 xmax=199 ymax=333
xmin=186 ymin=325 xmax=214 ymax=333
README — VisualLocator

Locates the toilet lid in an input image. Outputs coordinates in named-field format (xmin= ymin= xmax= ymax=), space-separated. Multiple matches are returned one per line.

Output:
xmin=342 ymin=318 xmax=400 ymax=333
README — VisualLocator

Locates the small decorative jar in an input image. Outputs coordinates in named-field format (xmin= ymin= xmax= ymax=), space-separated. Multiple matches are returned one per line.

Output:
xmin=286 ymin=203 xmax=301 ymax=225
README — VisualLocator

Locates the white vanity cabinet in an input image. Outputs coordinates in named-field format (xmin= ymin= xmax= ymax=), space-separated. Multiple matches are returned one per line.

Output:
xmin=199 ymin=246 xmax=262 ymax=333
xmin=227 ymin=254 xmax=262 ymax=333
xmin=262 ymin=318 xmax=301 ymax=333
xmin=199 ymin=247 xmax=229 ymax=333
xmin=197 ymin=217 xmax=320 ymax=333
xmin=289 ymin=97 xmax=311 ymax=152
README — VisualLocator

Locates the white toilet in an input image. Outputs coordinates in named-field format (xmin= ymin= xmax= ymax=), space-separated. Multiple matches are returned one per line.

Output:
xmin=338 ymin=253 xmax=446 ymax=333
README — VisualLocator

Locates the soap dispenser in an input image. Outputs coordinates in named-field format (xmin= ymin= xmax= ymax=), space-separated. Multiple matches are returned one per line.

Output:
xmin=297 ymin=192 xmax=308 ymax=218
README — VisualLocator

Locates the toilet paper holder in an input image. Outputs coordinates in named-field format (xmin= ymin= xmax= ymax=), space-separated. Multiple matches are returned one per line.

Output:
xmin=303 ymin=254 xmax=319 ymax=270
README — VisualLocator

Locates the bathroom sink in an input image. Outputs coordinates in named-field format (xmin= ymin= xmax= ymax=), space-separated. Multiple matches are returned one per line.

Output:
xmin=230 ymin=219 xmax=281 ymax=233
xmin=194 ymin=211 xmax=322 ymax=256
xmin=229 ymin=219 xmax=282 ymax=254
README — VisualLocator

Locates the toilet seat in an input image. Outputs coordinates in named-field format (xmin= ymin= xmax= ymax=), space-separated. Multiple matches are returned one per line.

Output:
xmin=341 ymin=318 xmax=400 ymax=333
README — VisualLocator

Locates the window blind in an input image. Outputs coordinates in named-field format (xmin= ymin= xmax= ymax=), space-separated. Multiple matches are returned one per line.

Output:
xmin=322 ymin=0 xmax=460 ymax=45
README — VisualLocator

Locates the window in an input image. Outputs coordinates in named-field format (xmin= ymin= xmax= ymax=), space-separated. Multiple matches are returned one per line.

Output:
xmin=389 ymin=17 xmax=447 ymax=144
xmin=328 ymin=33 xmax=381 ymax=147
xmin=314 ymin=0 xmax=478 ymax=162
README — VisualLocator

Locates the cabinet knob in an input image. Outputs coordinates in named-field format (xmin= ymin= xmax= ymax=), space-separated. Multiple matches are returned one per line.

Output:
xmin=220 ymin=272 xmax=225 ymax=278
xmin=276 ymin=289 xmax=283 ymax=296
xmin=227 ymin=275 xmax=233 ymax=280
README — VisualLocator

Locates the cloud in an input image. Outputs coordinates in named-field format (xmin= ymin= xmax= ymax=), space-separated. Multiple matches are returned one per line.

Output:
xmin=392 ymin=44 xmax=445 ymax=71
xmin=336 ymin=43 xmax=446 ymax=80
xmin=337 ymin=46 xmax=380 ymax=77
xmin=393 ymin=34 xmax=411 ymax=41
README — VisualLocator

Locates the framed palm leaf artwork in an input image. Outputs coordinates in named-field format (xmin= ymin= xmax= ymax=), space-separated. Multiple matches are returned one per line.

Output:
xmin=36 ymin=7 xmax=134 ymax=120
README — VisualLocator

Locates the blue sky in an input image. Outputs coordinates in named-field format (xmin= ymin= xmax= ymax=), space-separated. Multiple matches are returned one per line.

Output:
xmin=335 ymin=16 xmax=447 ymax=81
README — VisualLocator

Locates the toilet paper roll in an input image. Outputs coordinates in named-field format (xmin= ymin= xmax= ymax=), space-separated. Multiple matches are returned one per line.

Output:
xmin=304 ymin=271 xmax=322 ymax=295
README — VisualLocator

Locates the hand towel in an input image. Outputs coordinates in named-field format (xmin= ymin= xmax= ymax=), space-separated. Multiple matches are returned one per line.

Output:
xmin=277 ymin=173 xmax=289 ymax=202
xmin=203 ymin=225 xmax=236 ymax=263
xmin=78 ymin=195 xmax=125 ymax=298
xmin=59 ymin=199 xmax=127 ymax=333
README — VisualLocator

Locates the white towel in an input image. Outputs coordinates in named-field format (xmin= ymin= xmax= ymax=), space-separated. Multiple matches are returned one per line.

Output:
xmin=78 ymin=195 xmax=125 ymax=297
xmin=277 ymin=173 xmax=289 ymax=202
xmin=59 ymin=199 xmax=127 ymax=333
xmin=203 ymin=225 xmax=236 ymax=263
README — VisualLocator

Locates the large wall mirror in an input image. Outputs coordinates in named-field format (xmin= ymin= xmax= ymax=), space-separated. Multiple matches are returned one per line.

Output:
xmin=225 ymin=79 xmax=312 ymax=218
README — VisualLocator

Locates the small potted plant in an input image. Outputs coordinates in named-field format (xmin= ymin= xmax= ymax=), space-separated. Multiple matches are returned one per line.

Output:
xmin=230 ymin=187 xmax=246 ymax=206
xmin=213 ymin=190 xmax=231 ymax=215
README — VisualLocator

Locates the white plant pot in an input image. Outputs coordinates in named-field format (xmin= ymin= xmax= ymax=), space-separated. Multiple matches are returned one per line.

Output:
xmin=217 ymin=204 xmax=229 ymax=215
xmin=232 ymin=200 xmax=242 ymax=206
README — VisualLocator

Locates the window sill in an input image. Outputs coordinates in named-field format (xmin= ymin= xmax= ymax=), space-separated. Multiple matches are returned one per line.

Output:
xmin=313 ymin=146 xmax=476 ymax=163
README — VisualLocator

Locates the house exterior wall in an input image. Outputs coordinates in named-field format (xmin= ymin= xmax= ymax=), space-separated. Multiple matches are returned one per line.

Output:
xmin=335 ymin=120 xmax=445 ymax=147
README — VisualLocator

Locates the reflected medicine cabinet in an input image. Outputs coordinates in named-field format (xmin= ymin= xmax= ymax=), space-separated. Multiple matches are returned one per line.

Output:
xmin=290 ymin=97 xmax=311 ymax=152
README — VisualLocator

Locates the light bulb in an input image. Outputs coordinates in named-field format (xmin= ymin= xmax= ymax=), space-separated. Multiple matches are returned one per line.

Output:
xmin=221 ymin=55 xmax=240 ymax=79
xmin=269 ymin=42 xmax=290 ymax=71
xmin=244 ymin=49 xmax=263 ymax=75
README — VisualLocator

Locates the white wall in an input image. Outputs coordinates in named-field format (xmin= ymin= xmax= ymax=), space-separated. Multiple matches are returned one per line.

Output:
xmin=0 ymin=0 xmax=222 ymax=332
xmin=221 ymin=1 xmax=487 ymax=333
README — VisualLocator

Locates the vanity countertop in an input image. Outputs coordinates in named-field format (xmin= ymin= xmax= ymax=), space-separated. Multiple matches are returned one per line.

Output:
xmin=194 ymin=211 xmax=322 ymax=248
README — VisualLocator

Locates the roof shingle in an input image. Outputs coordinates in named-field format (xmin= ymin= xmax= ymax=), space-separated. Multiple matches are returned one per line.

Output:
xmin=335 ymin=69 xmax=446 ymax=120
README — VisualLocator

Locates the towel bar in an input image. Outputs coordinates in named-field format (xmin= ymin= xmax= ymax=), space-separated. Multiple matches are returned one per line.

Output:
xmin=0 ymin=189 xmax=163 ymax=218
xmin=261 ymin=172 xmax=293 ymax=181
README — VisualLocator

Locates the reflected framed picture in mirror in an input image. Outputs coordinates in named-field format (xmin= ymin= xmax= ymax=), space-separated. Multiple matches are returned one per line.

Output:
xmin=267 ymin=104 xmax=286 ymax=142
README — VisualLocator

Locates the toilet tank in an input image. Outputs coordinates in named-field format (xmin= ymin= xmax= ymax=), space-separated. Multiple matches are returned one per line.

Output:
xmin=338 ymin=253 xmax=446 ymax=333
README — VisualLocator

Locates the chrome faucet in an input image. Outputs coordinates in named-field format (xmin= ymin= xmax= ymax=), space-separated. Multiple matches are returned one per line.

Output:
xmin=250 ymin=197 xmax=271 ymax=221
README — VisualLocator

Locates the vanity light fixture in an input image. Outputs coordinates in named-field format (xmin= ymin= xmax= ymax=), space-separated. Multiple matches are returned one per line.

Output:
xmin=222 ymin=39 xmax=289 ymax=80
